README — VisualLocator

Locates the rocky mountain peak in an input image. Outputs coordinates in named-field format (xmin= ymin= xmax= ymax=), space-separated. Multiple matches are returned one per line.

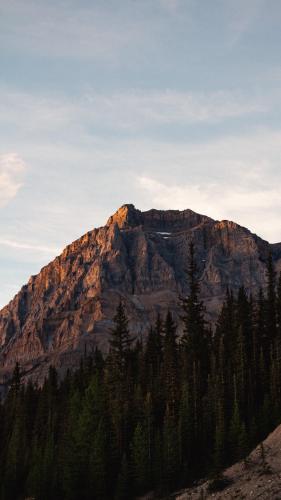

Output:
xmin=106 ymin=204 xmax=142 ymax=229
xmin=0 ymin=205 xmax=280 ymax=384
xmin=107 ymin=204 xmax=214 ymax=232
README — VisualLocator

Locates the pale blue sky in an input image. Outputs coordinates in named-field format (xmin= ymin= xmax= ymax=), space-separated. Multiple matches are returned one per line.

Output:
xmin=1 ymin=0 xmax=281 ymax=307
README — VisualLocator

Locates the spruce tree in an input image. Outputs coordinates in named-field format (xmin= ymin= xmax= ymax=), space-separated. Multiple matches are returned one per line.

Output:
xmin=181 ymin=242 xmax=206 ymax=358
xmin=109 ymin=301 xmax=133 ymax=374
xmin=163 ymin=411 xmax=179 ymax=493
xmin=115 ymin=454 xmax=131 ymax=500
xmin=276 ymin=273 xmax=281 ymax=346
xmin=106 ymin=301 xmax=133 ymax=456
xmin=162 ymin=311 xmax=178 ymax=418
xmin=131 ymin=422 xmax=149 ymax=495
xmin=178 ymin=382 xmax=191 ymax=483
xmin=89 ymin=420 xmax=108 ymax=499
xmin=265 ymin=251 xmax=277 ymax=347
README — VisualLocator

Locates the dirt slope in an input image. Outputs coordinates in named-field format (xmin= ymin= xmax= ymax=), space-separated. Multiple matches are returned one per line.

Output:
xmin=175 ymin=425 xmax=281 ymax=499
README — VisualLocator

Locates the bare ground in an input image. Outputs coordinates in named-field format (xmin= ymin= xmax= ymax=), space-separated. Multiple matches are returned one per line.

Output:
xmin=173 ymin=425 xmax=281 ymax=500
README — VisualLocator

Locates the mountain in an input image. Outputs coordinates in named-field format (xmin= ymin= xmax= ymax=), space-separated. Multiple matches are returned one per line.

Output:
xmin=0 ymin=203 xmax=281 ymax=383
xmin=173 ymin=424 xmax=281 ymax=499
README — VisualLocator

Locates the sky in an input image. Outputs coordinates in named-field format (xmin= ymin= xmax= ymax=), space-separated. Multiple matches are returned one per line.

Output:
xmin=1 ymin=0 xmax=281 ymax=307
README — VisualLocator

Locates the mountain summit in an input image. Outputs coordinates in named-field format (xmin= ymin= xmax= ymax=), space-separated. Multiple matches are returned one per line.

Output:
xmin=0 ymin=205 xmax=280 ymax=383
xmin=106 ymin=203 xmax=213 ymax=230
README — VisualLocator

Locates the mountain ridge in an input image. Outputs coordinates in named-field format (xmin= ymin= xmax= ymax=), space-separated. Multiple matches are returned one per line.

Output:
xmin=0 ymin=204 xmax=280 ymax=383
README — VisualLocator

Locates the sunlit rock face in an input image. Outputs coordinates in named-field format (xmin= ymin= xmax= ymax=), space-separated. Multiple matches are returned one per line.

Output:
xmin=0 ymin=204 xmax=280 ymax=383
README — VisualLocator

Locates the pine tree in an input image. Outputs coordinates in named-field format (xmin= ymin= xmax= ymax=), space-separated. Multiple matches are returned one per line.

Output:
xmin=235 ymin=325 xmax=247 ymax=415
xmin=276 ymin=273 xmax=281 ymax=349
xmin=89 ymin=420 xmax=108 ymax=499
xmin=178 ymin=382 xmax=191 ymax=484
xmin=106 ymin=301 xmax=133 ymax=456
xmin=162 ymin=411 xmax=179 ymax=493
xmin=41 ymin=430 xmax=56 ymax=499
xmin=181 ymin=242 xmax=206 ymax=358
xmin=61 ymin=389 xmax=86 ymax=500
xmin=3 ymin=369 xmax=25 ymax=500
xmin=265 ymin=251 xmax=277 ymax=347
xmin=213 ymin=375 xmax=226 ymax=473
xmin=131 ymin=422 xmax=149 ymax=495
xmin=115 ymin=454 xmax=131 ymax=500
xmin=162 ymin=311 xmax=178 ymax=418
xmin=145 ymin=314 xmax=163 ymax=383
xmin=109 ymin=301 xmax=133 ymax=374
xmin=228 ymin=377 xmax=248 ymax=463
xmin=214 ymin=290 xmax=236 ymax=417
xmin=10 ymin=362 xmax=21 ymax=396
xmin=236 ymin=286 xmax=252 ymax=360
xmin=152 ymin=429 xmax=163 ymax=494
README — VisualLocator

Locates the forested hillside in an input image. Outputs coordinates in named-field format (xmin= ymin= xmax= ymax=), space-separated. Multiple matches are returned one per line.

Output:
xmin=1 ymin=243 xmax=281 ymax=500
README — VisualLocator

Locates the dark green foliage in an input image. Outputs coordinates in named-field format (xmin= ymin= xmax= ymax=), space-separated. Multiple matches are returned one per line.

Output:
xmin=180 ymin=242 xmax=207 ymax=359
xmin=163 ymin=311 xmax=178 ymax=418
xmin=115 ymin=454 xmax=131 ymax=500
xmin=1 ymin=247 xmax=281 ymax=499
xmin=265 ymin=252 xmax=277 ymax=345
xmin=109 ymin=300 xmax=133 ymax=371
xmin=162 ymin=412 xmax=179 ymax=492
xmin=131 ymin=422 xmax=149 ymax=494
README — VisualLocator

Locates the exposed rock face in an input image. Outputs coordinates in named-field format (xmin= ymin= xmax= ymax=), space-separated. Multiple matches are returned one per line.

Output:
xmin=0 ymin=204 xmax=280 ymax=383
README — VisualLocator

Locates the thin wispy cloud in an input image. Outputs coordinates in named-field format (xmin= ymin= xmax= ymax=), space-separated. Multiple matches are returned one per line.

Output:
xmin=158 ymin=0 xmax=183 ymax=12
xmin=0 ymin=239 xmax=61 ymax=254
xmin=0 ymin=89 xmax=75 ymax=134
xmin=0 ymin=154 xmax=26 ymax=207
xmin=84 ymin=89 xmax=267 ymax=128
xmin=138 ymin=171 xmax=281 ymax=243
xmin=1 ymin=0 xmax=273 ymax=67
xmin=139 ymin=175 xmax=281 ymax=213
xmin=0 ymin=0 xmax=144 ymax=61
xmin=0 ymin=87 xmax=269 ymax=139
xmin=225 ymin=0 xmax=266 ymax=46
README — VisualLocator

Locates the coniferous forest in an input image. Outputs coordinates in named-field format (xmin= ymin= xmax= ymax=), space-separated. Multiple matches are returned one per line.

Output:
xmin=1 ymin=243 xmax=281 ymax=499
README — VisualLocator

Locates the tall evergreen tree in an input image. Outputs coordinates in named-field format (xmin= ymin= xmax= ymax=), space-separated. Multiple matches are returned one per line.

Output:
xmin=162 ymin=311 xmax=178 ymax=418
xmin=180 ymin=242 xmax=206 ymax=358
xmin=106 ymin=301 xmax=133 ymax=457
xmin=265 ymin=251 xmax=277 ymax=346
xmin=131 ymin=422 xmax=149 ymax=495
xmin=108 ymin=300 xmax=133 ymax=374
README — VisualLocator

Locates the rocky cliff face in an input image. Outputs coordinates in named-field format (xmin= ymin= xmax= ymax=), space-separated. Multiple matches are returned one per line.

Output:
xmin=0 ymin=204 xmax=280 ymax=383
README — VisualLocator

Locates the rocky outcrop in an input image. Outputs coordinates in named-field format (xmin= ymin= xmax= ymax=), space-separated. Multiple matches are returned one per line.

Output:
xmin=174 ymin=424 xmax=281 ymax=499
xmin=0 ymin=204 xmax=280 ymax=383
